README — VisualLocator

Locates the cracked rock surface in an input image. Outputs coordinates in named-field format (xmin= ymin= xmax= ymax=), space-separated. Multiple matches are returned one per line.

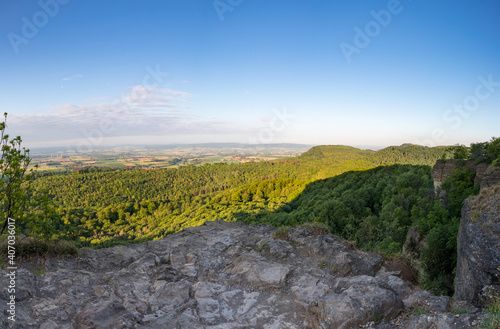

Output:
xmin=0 ymin=221 xmax=485 ymax=328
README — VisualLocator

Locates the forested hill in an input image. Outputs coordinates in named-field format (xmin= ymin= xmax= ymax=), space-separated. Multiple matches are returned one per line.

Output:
xmin=369 ymin=144 xmax=448 ymax=166
xmin=28 ymin=144 xmax=449 ymax=246
xmin=296 ymin=144 xmax=447 ymax=178
xmin=299 ymin=144 xmax=448 ymax=165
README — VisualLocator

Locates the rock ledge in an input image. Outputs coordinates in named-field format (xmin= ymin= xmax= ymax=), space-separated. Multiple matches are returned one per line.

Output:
xmin=1 ymin=221 xmax=484 ymax=328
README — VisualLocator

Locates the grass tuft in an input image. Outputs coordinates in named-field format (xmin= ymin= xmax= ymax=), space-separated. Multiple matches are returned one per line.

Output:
xmin=451 ymin=306 xmax=471 ymax=315
xmin=469 ymin=183 xmax=500 ymax=223
xmin=371 ymin=309 xmax=383 ymax=323
xmin=272 ymin=227 xmax=291 ymax=241
xmin=257 ymin=241 xmax=268 ymax=252
xmin=411 ymin=306 xmax=429 ymax=316
xmin=482 ymin=295 xmax=500 ymax=328
xmin=299 ymin=222 xmax=330 ymax=235
xmin=0 ymin=237 xmax=79 ymax=268
xmin=32 ymin=268 xmax=46 ymax=276
xmin=387 ymin=250 xmax=424 ymax=285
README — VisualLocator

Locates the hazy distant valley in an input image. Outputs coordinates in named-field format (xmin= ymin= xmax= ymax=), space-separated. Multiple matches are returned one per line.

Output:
xmin=30 ymin=143 xmax=313 ymax=172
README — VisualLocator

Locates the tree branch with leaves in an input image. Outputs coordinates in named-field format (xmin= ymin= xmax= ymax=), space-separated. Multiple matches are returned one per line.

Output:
xmin=0 ymin=113 xmax=36 ymax=235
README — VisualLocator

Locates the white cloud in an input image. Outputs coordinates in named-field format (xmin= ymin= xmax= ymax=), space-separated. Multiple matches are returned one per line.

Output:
xmin=61 ymin=74 xmax=83 ymax=81
xmin=123 ymin=86 xmax=193 ymax=107
xmin=8 ymin=86 xmax=245 ymax=148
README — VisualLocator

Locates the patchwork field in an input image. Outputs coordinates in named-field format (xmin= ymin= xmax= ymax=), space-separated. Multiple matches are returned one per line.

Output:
xmin=30 ymin=143 xmax=312 ymax=172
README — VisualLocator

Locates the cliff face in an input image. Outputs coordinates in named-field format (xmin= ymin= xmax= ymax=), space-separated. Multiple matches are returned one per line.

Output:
xmin=1 ymin=221 xmax=483 ymax=329
xmin=455 ymin=180 xmax=500 ymax=307
xmin=431 ymin=160 xmax=490 ymax=189
xmin=435 ymin=162 xmax=500 ymax=307
xmin=480 ymin=166 xmax=500 ymax=189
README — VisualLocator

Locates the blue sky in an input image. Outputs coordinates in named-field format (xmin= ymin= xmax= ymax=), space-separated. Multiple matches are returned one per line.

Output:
xmin=1 ymin=0 xmax=499 ymax=150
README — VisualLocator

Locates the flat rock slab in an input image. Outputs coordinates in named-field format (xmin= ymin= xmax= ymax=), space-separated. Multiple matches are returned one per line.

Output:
xmin=0 ymin=220 xmax=484 ymax=328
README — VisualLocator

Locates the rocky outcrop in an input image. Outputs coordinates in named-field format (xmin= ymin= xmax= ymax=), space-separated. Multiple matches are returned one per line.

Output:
xmin=1 ymin=221 xmax=483 ymax=328
xmin=480 ymin=166 xmax=500 ymax=189
xmin=455 ymin=182 xmax=500 ymax=307
xmin=431 ymin=160 xmax=489 ymax=189
xmin=433 ymin=161 xmax=500 ymax=308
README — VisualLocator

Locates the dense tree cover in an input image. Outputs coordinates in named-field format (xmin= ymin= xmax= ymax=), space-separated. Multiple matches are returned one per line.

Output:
xmin=420 ymin=162 xmax=479 ymax=295
xmin=239 ymin=165 xmax=434 ymax=252
xmin=27 ymin=144 xmax=449 ymax=243
xmin=370 ymin=144 xmax=449 ymax=166
xmin=470 ymin=137 xmax=500 ymax=165
xmin=415 ymin=166 xmax=476 ymax=295
xmin=448 ymin=137 xmax=500 ymax=165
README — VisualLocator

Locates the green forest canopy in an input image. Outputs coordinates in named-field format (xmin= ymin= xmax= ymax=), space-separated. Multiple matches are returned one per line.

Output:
xmin=24 ymin=144 xmax=449 ymax=244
